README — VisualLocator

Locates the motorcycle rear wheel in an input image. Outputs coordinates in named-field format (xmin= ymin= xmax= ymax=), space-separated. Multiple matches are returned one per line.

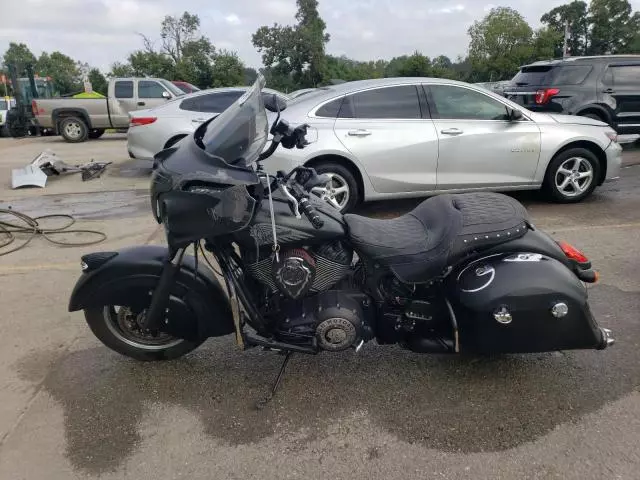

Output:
xmin=84 ymin=305 xmax=204 ymax=361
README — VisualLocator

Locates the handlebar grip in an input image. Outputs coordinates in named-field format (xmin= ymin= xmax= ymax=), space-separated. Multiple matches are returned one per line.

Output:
xmin=299 ymin=198 xmax=324 ymax=229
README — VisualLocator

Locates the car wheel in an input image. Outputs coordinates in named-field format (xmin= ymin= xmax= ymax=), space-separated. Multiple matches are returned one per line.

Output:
xmin=60 ymin=116 xmax=88 ymax=142
xmin=309 ymin=162 xmax=360 ymax=212
xmin=88 ymin=128 xmax=105 ymax=139
xmin=544 ymin=148 xmax=600 ymax=203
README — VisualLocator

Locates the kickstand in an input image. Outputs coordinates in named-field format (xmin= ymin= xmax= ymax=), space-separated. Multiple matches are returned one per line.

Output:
xmin=255 ymin=351 xmax=294 ymax=410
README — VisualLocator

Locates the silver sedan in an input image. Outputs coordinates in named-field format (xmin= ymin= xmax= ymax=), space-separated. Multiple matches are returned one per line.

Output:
xmin=127 ymin=87 xmax=290 ymax=160
xmin=267 ymin=77 xmax=622 ymax=211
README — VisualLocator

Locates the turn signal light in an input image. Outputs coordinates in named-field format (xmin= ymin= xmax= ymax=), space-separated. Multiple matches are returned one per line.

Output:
xmin=558 ymin=241 xmax=589 ymax=264
xmin=130 ymin=117 xmax=157 ymax=127
xmin=535 ymin=88 xmax=560 ymax=105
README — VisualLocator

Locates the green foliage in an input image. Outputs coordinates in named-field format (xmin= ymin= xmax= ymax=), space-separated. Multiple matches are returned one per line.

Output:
xmin=243 ymin=67 xmax=259 ymax=85
xmin=2 ymin=42 xmax=37 ymax=69
xmin=540 ymin=1 xmax=589 ymax=56
xmin=468 ymin=7 xmax=535 ymax=82
xmin=589 ymin=0 xmax=637 ymax=53
xmin=36 ymin=51 xmax=82 ymax=95
xmin=88 ymin=68 xmax=108 ymax=95
xmin=210 ymin=51 xmax=245 ymax=88
xmin=109 ymin=62 xmax=135 ymax=77
xmin=253 ymin=0 xmax=330 ymax=87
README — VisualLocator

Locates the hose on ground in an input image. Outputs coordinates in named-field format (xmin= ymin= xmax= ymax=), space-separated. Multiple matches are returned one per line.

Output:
xmin=0 ymin=208 xmax=107 ymax=257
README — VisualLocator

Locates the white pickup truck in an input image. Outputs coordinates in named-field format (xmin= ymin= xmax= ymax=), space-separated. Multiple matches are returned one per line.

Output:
xmin=33 ymin=77 xmax=184 ymax=142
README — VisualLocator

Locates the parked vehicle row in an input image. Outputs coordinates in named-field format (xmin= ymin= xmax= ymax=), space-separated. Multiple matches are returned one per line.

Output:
xmin=33 ymin=77 xmax=185 ymax=142
xmin=127 ymin=87 xmax=290 ymax=160
xmin=126 ymin=76 xmax=622 ymax=211
xmin=266 ymin=77 xmax=622 ymax=210
xmin=505 ymin=55 xmax=640 ymax=135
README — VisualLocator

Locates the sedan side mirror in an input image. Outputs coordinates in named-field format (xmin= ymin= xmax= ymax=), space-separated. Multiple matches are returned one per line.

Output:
xmin=162 ymin=91 xmax=171 ymax=100
xmin=507 ymin=107 xmax=523 ymax=121
xmin=264 ymin=94 xmax=287 ymax=113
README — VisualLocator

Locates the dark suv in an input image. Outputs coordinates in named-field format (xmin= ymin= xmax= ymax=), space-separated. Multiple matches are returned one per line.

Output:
xmin=505 ymin=55 xmax=640 ymax=134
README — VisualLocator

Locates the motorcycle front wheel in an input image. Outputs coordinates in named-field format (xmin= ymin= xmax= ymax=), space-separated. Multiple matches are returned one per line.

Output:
xmin=84 ymin=305 xmax=204 ymax=361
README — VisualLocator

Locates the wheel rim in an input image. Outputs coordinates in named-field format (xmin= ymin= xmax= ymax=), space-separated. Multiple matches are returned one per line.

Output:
xmin=311 ymin=173 xmax=350 ymax=210
xmin=102 ymin=306 xmax=183 ymax=351
xmin=64 ymin=121 xmax=82 ymax=139
xmin=555 ymin=157 xmax=594 ymax=198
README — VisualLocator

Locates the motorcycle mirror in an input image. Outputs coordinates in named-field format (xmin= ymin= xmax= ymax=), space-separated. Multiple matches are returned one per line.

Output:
xmin=264 ymin=94 xmax=287 ymax=113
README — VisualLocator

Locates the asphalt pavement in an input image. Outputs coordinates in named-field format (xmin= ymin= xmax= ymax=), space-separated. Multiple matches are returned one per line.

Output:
xmin=0 ymin=136 xmax=639 ymax=479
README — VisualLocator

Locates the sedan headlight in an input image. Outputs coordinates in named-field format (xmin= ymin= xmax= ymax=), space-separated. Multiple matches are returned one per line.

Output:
xmin=605 ymin=130 xmax=618 ymax=142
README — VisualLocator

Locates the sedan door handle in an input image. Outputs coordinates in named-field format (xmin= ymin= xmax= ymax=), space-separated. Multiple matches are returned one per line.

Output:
xmin=603 ymin=88 xmax=615 ymax=94
xmin=137 ymin=101 xmax=146 ymax=106
xmin=440 ymin=128 xmax=463 ymax=135
xmin=347 ymin=129 xmax=372 ymax=137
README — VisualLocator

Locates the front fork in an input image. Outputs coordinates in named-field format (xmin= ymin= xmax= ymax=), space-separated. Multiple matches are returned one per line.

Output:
xmin=141 ymin=247 xmax=186 ymax=331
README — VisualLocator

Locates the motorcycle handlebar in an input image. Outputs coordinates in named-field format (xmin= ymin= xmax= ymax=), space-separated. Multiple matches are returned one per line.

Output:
xmin=298 ymin=197 xmax=324 ymax=229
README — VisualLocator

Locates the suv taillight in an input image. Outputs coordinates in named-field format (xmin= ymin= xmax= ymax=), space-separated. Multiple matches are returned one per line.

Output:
xmin=31 ymin=100 xmax=38 ymax=116
xmin=535 ymin=88 xmax=560 ymax=105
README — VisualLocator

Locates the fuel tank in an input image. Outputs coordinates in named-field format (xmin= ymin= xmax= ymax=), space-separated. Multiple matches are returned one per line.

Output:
xmin=233 ymin=192 xmax=347 ymax=249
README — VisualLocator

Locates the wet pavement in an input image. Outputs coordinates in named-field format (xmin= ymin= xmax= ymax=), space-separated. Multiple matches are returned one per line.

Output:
xmin=0 ymin=136 xmax=639 ymax=479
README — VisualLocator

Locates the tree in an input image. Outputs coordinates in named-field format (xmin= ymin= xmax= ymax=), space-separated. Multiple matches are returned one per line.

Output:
xmin=253 ymin=0 xmax=330 ymax=87
xmin=533 ymin=27 xmax=563 ymax=60
xmin=128 ymin=50 xmax=175 ymax=78
xmin=396 ymin=52 xmax=432 ymax=77
xmin=109 ymin=62 xmax=135 ymax=77
xmin=174 ymin=37 xmax=216 ymax=87
xmin=243 ymin=67 xmax=258 ymax=85
xmin=160 ymin=12 xmax=200 ymax=63
xmin=36 ymin=51 xmax=82 ymax=95
xmin=589 ymin=0 xmax=636 ymax=54
xmin=210 ymin=50 xmax=245 ymax=88
xmin=540 ymin=1 xmax=589 ymax=56
xmin=2 ymin=42 xmax=37 ymax=68
xmin=468 ymin=7 xmax=535 ymax=82
xmin=88 ymin=68 xmax=108 ymax=95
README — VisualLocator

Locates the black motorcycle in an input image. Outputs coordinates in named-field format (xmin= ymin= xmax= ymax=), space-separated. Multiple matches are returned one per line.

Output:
xmin=69 ymin=76 xmax=613 ymax=396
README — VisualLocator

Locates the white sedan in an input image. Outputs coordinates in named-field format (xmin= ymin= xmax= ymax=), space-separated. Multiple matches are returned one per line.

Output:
xmin=127 ymin=87 xmax=290 ymax=160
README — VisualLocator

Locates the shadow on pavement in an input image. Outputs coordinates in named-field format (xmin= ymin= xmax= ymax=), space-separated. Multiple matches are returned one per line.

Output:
xmin=15 ymin=285 xmax=640 ymax=475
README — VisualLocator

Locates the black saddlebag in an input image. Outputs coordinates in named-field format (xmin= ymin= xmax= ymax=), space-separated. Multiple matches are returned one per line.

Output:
xmin=449 ymin=253 xmax=607 ymax=353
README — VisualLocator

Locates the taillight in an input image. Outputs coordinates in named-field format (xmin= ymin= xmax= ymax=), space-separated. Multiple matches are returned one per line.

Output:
xmin=130 ymin=117 xmax=157 ymax=127
xmin=31 ymin=100 xmax=38 ymax=116
xmin=535 ymin=88 xmax=560 ymax=105
xmin=558 ymin=241 xmax=589 ymax=264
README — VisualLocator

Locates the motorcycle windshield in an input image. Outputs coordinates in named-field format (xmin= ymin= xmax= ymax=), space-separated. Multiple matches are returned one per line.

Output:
xmin=198 ymin=75 xmax=269 ymax=168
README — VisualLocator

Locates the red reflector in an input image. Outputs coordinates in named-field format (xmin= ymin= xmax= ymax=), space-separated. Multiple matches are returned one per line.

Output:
xmin=558 ymin=241 xmax=589 ymax=263
xmin=535 ymin=88 xmax=560 ymax=105
xmin=130 ymin=117 xmax=157 ymax=126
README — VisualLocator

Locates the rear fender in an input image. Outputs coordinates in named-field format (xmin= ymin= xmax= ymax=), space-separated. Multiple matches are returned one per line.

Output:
xmin=69 ymin=245 xmax=233 ymax=339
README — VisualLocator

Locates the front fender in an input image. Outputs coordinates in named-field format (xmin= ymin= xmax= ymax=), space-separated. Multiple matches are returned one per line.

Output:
xmin=69 ymin=245 xmax=233 ymax=339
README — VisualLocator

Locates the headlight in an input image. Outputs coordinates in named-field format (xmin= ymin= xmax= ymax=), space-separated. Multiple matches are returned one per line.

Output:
xmin=605 ymin=130 xmax=618 ymax=142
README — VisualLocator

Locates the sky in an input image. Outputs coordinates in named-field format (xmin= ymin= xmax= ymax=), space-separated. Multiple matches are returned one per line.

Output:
xmin=2 ymin=0 xmax=640 ymax=73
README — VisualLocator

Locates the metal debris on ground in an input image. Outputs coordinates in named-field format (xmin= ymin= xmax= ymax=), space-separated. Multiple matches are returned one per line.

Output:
xmin=0 ymin=207 xmax=107 ymax=256
xmin=10 ymin=150 xmax=112 ymax=189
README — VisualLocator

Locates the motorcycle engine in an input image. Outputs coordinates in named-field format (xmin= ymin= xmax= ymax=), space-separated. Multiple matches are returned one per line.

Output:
xmin=275 ymin=290 xmax=374 ymax=351
xmin=245 ymin=241 xmax=353 ymax=298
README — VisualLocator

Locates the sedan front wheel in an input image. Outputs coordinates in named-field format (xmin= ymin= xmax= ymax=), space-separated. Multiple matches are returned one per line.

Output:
xmin=544 ymin=148 xmax=600 ymax=203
